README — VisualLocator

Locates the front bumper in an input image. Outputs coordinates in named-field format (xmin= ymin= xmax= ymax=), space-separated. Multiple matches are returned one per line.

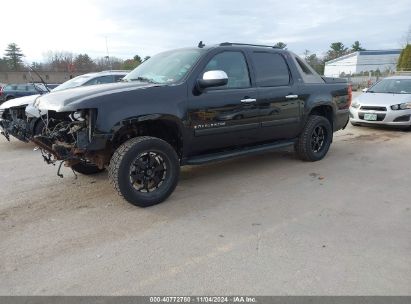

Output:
xmin=349 ymin=106 xmax=411 ymax=126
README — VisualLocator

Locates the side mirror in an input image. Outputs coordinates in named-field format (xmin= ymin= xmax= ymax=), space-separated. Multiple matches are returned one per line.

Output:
xmin=362 ymin=88 xmax=368 ymax=92
xmin=197 ymin=70 xmax=228 ymax=90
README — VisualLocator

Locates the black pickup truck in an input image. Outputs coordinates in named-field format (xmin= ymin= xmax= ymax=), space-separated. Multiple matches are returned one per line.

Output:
xmin=32 ymin=42 xmax=350 ymax=207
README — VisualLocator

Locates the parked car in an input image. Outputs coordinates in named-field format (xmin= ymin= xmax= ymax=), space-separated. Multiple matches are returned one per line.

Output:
xmin=0 ymin=83 xmax=49 ymax=103
xmin=350 ymin=76 xmax=411 ymax=129
xmin=32 ymin=43 xmax=350 ymax=207
xmin=0 ymin=70 xmax=129 ymax=142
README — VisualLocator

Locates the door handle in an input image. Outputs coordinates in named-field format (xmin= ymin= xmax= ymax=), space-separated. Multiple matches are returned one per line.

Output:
xmin=241 ymin=98 xmax=256 ymax=103
xmin=285 ymin=94 xmax=299 ymax=99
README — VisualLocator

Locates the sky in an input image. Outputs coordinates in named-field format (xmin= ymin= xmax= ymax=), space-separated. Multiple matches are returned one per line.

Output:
xmin=1 ymin=0 xmax=410 ymax=63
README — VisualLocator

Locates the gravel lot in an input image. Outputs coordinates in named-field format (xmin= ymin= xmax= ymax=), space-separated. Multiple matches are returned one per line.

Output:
xmin=1 ymin=101 xmax=410 ymax=295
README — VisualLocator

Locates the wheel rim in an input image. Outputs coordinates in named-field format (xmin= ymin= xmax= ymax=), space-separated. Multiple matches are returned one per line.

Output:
xmin=311 ymin=125 xmax=326 ymax=153
xmin=129 ymin=152 xmax=167 ymax=193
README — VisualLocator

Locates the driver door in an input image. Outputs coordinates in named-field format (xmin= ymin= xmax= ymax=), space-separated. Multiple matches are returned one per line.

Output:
xmin=187 ymin=51 xmax=259 ymax=155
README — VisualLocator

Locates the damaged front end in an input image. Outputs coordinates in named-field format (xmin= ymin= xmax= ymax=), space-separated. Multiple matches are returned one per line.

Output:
xmin=0 ymin=106 xmax=34 ymax=142
xmin=32 ymin=108 xmax=111 ymax=176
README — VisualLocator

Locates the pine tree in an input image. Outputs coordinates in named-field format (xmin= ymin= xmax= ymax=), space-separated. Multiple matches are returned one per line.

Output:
xmin=4 ymin=43 xmax=24 ymax=71
xmin=351 ymin=41 xmax=365 ymax=52
xmin=398 ymin=45 xmax=411 ymax=71
xmin=325 ymin=42 xmax=349 ymax=61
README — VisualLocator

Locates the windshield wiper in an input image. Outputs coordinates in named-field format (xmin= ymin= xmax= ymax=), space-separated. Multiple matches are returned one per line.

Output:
xmin=129 ymin=76 xmax=158 ymax=84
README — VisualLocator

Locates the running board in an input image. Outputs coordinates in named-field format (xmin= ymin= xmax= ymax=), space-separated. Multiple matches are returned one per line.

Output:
xmin=183 ymin=140 xmax=295 ymax=165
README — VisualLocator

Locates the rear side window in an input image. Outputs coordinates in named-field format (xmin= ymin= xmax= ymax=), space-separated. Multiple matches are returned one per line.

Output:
xmin=296 ymin=57 xmax=313 ymax=75
xmin=252 ymin=52 xmax=290 ymax=87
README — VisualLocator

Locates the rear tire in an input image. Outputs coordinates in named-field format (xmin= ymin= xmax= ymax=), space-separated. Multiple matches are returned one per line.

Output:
xmin=295 ymin=115 xmax=333 ymax=162
xmin=108 ymin=136 xmax=180 ymax=207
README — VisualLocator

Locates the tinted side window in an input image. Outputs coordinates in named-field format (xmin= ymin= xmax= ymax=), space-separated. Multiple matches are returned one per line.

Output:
xmin=17 ymin=84 xmax=28 ymax=91
xmin=85 ymin=75 xmax=114 ymax=85
xmin=203 ymin=51 xmax=250 ymax=89
xmin=252 ymin=52 xmax=290 ymax=87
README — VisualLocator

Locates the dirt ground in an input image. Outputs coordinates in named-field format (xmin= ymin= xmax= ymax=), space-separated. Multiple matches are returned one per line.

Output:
xmin=1 ymin=117 xmax=410 ymax=295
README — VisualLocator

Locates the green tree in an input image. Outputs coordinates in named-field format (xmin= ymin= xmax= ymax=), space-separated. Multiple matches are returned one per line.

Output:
xmin=143 ymin=56 xmax=151 ymax=62
xmin=304 ymin=50 xmax=325 ymax=75
xmin=122 ymin=54 xmax=143 ymax=70
xmin=4 ymin=43 xmax=24 ymax=71
xmin=351 ymin=41 xmax=365 ymax=52
xmin=133 ymin=55 xmax=142 ymax=65
xmin=74 ymin=54 xmax=96 ymax=72
xmin=122 ymin=59 xmax=139 ymax=70
xmin=398 ymin=45 xmax=411 ymax=71
xmin=325 ymin=42 xmax=349 ymax=61
xmin=274 ymin=42 xmax=287 ymax=49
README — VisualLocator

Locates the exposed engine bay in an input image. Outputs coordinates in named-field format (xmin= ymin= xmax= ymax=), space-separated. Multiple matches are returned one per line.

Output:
xmin=31 ymin=109 xmax=110 ymax=177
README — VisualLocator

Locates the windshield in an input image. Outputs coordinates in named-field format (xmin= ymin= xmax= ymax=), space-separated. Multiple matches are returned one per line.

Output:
xmin=123 ymin=48 xmax=204 ymax=84
xmin=52 ymin=75 xmax=93 ymax=92
xmin=368 ymin=78 xmax=411 ymax=94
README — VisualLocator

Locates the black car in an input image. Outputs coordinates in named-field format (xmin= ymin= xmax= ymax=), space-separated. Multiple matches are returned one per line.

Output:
xmin=0 ymin=83 xmax=48 ymax=103
xmin=32 ymin=43 xmax=350 ymax=207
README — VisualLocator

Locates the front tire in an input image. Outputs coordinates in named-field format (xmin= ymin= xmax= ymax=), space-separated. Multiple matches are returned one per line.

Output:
xmin=295 ymin=115 xmax=333 ymax=161
xmin=108 ymin=136 xmax=180 ymax=207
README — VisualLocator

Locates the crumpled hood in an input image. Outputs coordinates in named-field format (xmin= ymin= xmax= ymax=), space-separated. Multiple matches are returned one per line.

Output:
xmin=354 ymin=92 xmax=411 ymax=106
xmin=0 ymin=94 xmax=40 ymax=110
xmin=36 ymin=81 xmax=159 ymax=112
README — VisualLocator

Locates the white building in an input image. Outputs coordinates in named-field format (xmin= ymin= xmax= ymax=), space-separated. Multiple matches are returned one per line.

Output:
xmin=324 ymin=50 xmax=401 ymax=77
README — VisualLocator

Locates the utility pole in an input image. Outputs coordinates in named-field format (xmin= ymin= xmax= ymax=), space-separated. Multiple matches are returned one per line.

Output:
xmin=105 ymin=36 xmax=112 ymax=71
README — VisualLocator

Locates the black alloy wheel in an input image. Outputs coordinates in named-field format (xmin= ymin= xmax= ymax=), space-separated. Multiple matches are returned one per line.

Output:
xmin=295 ymin=115 xmax=333 ymax=161
xmin=109 ymin=136 xmax=180 ymax=207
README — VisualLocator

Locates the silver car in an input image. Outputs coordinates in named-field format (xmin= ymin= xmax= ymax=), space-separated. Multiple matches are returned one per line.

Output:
xmin=349 ymin=76 xmax=411 ymax=129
